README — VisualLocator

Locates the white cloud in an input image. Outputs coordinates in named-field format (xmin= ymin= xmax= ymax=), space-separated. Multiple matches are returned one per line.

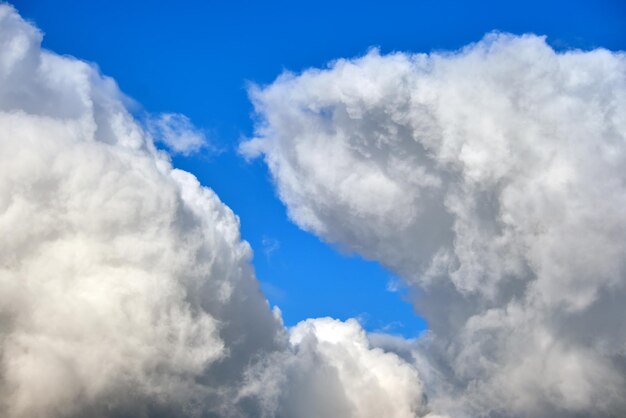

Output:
xmin=147 ymin=112 xmax=208 ymax=155
xmin=240 ymin=318 xmax=428 ymax=418
xmin=0 ymin=4 xmax=429 ymax=418
xmin=243 ymin=33 xmax=626 ymax=416
xmin=0 ymin=5 xmax=282 ymax=414
xmin=261 ymin=235 xmax=280 ymax=259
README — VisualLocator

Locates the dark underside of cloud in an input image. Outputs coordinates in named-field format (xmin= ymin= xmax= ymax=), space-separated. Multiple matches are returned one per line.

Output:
xmin=1 ymin=3 xmax=625 ymax=418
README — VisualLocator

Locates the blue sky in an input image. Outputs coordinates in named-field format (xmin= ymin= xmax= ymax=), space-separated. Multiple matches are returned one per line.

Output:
xmin=13 ymin=0 xmax=625 ymax=337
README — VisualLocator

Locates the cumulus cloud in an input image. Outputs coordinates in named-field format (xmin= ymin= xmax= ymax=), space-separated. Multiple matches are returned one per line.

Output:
xmin=0 ymin=5 xmax=428 ymax=418
xmin=243 ymin=34 xmax=626 ymax=416
xmin=240 ymin=318 xmax=426 ymax=418
xmin=147 ymin=112 xmax=208 ymax=155
xmin=0 ymin=6 xmax=284 ymax=416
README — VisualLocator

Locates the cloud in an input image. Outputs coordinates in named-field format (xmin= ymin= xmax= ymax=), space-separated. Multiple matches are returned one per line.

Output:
xmin=261 ymin=236 xmax=280 ymax=259
xmin=243 ymin=34 xmax=626 ymax=416
xmin=0 ymin=5 xmax=283 ymax=416
xmin=0 ymin=4 xmax=429 ymax=418
xmin=147 ymin=112 xmax=208 ymax=155
xmin=239 ymin=318 xmax=426 ymax=418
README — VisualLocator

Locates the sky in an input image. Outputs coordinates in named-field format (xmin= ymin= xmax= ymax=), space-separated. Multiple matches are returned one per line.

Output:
xmin=11 ymin=0 xmax=625 ymax=338
xmin=2 ymin=2 xmax=626 ymax=417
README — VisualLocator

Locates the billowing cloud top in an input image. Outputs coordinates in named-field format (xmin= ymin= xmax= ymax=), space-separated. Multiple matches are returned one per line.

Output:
xmin=243 ymin=34 xmax=626 ymax=416
xmin=0 ymin=5 xmax=426 ymax=418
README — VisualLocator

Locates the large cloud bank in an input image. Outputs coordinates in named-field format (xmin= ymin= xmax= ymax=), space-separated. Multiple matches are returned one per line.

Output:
xmin=243 ymin=34 xmax=626 ymax=416
xmin=0 ymin=5 xmax=426 ymax=418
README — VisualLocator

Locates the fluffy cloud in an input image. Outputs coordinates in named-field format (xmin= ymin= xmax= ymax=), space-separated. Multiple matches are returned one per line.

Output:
xmin=0 ymin=5 xmax=427 ymax=418
xmin=243 ymin=34 xmax=626 ymax=416
xmin=240 ymin=318 xmax=426 ymax=418
xmin=147 ymin=112 xmax=208 ymax=155
xmin=0 ymin=5 xmax=284 ymax=416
